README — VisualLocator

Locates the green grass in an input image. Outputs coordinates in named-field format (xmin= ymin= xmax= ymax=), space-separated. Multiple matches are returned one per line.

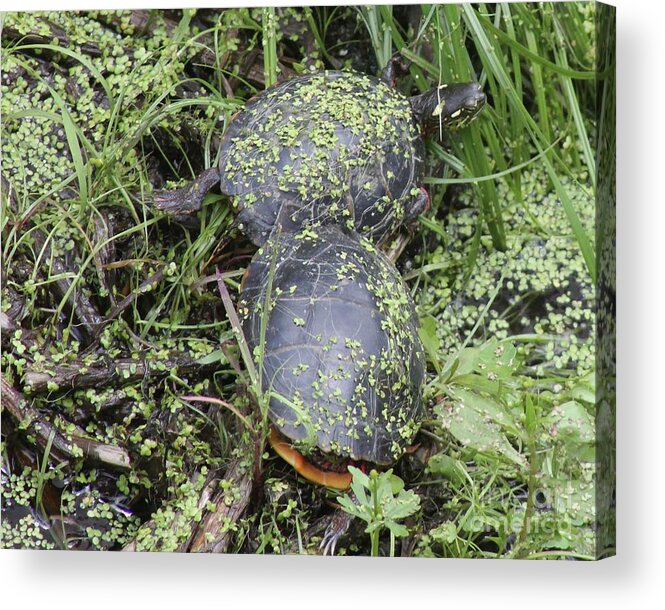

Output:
xmin=1 ymin=4 xmax=608 ymax=558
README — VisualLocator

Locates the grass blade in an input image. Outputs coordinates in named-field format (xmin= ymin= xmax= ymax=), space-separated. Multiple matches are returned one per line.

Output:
xmin=461 ymin=5 xmax=596 ymax=280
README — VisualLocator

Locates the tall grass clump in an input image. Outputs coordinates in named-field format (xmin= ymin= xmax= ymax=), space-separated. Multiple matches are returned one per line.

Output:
xmin=358 ymin=3 xmax=597 ymax=280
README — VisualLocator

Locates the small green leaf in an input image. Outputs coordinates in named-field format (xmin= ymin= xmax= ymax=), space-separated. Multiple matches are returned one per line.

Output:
xmin=571 ymin=374 xmax=596 ymax=405
xmin=337 ymin=466 xmax=420 ymax=554
xmin=426 ymin=453 xmax=468 ymax=484
xmin=385 ymin=521 xmax=409 ymax=538
xmin=452 ymin=387 xmax=521 ymax=437
xmin=551 ymin=401 xmax=594 ymax=440
xmin=435 ymin=395 xmax=527 ymax=469
xmin=196 ymin=350 xmax=225 ymax=365
xmin=430 ymin=521 xmax=458 ymax=544
xmin=419 ymin=315 xmax=442 ymax=374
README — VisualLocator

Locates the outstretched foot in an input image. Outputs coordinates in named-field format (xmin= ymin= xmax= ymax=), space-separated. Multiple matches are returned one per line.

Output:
xmin=150 ymin=167 xmax=221 ymax=215
xmin=320 ymin=508 xmax=354 ymax=556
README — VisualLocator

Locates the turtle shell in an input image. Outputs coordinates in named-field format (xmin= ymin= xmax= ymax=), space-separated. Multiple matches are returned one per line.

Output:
xmin=221 ymin=71 xmax=425 ymax=246
xmin=238 ymin=225 xmax=426 ymax=465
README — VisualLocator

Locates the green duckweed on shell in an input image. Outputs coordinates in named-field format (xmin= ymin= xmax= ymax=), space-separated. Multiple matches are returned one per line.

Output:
xmin=239 ymin=225 xmax=425 ymax=464
xmin=222 ymin=71 xmax=425 ymax=246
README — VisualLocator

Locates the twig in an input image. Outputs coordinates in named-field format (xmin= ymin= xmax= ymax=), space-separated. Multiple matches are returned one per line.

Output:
xmin=32 ymin=229 xmax=105 ymax=342
xmin=0 ymin=312 xmax=19 ymax=350
xmin=1 ymin=376 xmax=131 ymax=470
xmin=121 ymin=456 xmax=254 ymax=553
xmin=22 ymin=348 xmax=217 ymax=394
xmin=122 ymin=470 xmax=218 ymax=552
xmin=101 ymin=265 xmax=167 ymax=327
xmin=186 ymin=456 xmax=254 ymax=553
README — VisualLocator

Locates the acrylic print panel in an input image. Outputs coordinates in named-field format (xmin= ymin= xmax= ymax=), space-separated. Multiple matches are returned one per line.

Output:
xmin=0 ymin=2 xmax=615 ymax=559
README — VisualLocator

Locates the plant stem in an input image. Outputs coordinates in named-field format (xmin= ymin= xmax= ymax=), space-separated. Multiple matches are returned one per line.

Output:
xmin=262 ymin=7 xmax=278 ymax=88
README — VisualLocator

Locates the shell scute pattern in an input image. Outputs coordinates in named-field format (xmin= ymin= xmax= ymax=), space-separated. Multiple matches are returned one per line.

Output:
xmin=239 ymin=226 xmax=425 ymax=464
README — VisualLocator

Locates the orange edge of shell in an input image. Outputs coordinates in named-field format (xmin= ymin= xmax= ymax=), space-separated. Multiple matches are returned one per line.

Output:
xmin=268 ymin=426 xmax=352 ymax=491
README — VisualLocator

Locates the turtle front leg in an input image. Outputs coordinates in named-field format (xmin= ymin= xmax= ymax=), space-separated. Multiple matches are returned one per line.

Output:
xmin=384 ymin=188 xmax=430 ymax=263
xmin=405 ymin=186 xmax=430 ymax=224
xmin=320 ymin=504 xmax=354 ymax=556
xmin=150 ymin=167 xmax=220 ymax=215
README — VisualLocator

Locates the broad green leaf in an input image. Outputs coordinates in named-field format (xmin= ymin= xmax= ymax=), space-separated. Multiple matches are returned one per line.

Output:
xmin=571 ymin=373 xmax=596 ymax=405
xmin=549 ymin=400 xmax=594 ymax=443
xmin=451 ymin=339 xmax=519 ymax=381
xmin=435 ymin=397 xmax=527 ymax=469
xmin=384 ymin=490 xmax=420 ymax=522
xmin=451 ymin=387 xmax=522 ymax=437
xmin=546 ymin=400 xmax=595 ymax=462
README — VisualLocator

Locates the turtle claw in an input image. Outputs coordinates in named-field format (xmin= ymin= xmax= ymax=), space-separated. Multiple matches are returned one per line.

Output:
xmin=319 ymin=509 xmax=353 ymax=556
xmin=320 ymin=530 xmax=339 ymax=557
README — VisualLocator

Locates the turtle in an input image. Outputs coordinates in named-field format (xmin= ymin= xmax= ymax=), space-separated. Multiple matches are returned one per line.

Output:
xmin=152 ymin=68 xmax=486 ymax=246
xmin=237 ymin=224 xmax=426 ymax=493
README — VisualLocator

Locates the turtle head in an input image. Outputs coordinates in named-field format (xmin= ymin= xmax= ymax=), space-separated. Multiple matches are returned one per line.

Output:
xmin=410 ymin=82 xmax=486 ymax=132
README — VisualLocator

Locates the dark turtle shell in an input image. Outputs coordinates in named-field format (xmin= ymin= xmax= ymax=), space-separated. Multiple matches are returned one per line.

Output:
xmin=238 ymin=225 xmax=426 ymax=465
xmin=221 ymin=71 xmax=426 ymax=246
